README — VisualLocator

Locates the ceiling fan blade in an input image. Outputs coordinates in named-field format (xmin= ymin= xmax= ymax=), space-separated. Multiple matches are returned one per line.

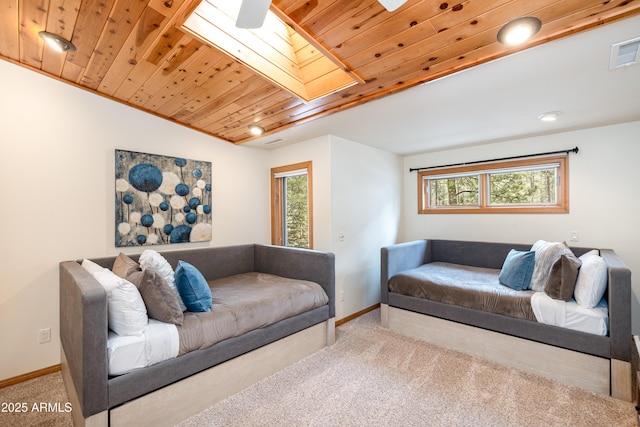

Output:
xmin=378 ymin=0 xmax=408 ymax=12
xmin=236 ymin=0 xmax=272 ymax=29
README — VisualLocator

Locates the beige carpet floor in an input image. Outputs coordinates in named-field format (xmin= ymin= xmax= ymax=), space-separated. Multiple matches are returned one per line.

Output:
xmin=0 ymin=366 xmax=73 ymax=427
xmin=1 ymin=309 xmax=636 ymax=426
xmin=179 ymin=309 xmax=637 ymax=427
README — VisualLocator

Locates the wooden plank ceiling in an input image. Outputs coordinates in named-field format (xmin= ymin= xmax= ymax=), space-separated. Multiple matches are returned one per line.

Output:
xmin=2 ymin=0 xmax=639 ymax=145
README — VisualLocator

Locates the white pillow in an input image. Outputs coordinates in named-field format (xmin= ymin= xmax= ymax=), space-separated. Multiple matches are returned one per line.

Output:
xmin=81 ymin=258 xmax=103 ymax=274
xmin=139 ymin=249 xmax=186 ymax=312
xmin=530 ymin=240 xmax=573 ymax=292
xmin=574 ymin=250 xmax=608 ymax=308
xmin=93 ymin=268 xmax=148 ymax=336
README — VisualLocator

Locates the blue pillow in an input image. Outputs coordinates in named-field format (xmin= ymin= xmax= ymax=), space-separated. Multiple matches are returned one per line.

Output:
xmin=498 ymin=249 xmax=535 ymax=291
xmin=174 ymin=261 xmax=212 ymax=312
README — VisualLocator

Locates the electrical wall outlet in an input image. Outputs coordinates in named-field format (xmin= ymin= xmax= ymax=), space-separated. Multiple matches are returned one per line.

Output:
xmin=38 ymin=328 xmax=51 ymax=344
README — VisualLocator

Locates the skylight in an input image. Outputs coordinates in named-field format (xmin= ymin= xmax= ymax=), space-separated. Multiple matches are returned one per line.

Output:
xmin=181 ymin=0 xmax=360 ymax=102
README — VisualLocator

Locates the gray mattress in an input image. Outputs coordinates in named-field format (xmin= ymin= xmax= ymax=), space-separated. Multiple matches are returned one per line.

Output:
xmin=388 ymin=262 xmax=536 ymax=321
xmin=177 ymin=272 xmax=329 ymax=355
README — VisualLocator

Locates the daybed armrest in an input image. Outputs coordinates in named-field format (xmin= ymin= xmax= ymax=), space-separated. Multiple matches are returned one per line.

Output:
xmin=600 ymin=249 xmax=632 ymax=361
xmin=59 ymin=261 xmax=109 ymax=418
xmin=254 ymin=244 xmax=336 ymax=318
xmin=380 ymin=240 xmax=431 ymax=304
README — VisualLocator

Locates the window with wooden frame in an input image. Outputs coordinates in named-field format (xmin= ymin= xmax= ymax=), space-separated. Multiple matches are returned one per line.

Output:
xmin=418 ymin=156 xmax=569 ymax=214
xmin=271 ymin=161 xmax=313 ymax=248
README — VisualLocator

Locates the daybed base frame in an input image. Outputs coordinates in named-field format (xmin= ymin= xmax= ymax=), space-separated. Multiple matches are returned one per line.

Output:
xmin=381 ymin=304 xmax=631 ymax=401
xmin=62 ymin=319 xmax=335 ymax=427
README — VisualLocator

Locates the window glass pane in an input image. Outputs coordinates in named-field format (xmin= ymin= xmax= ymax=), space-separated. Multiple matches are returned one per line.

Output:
xmin=284 ymin=174 xmax=309 ymax=248
xmin=417 ymin=155 xmax=567 ymax=214
xmin=488 ymin=167 xmax=557 ymax=206
xmin=428 ymin=176 xmax=479 ymax=207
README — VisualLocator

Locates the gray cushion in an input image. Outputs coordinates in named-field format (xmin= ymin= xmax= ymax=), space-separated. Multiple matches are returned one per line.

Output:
xmin=127 ymin=269 xmax=184 ymax=325
xmin=530 ymin=240 xmax=572 ymax=291
xmin=544 ymin=254 xmax=581 ymax=301
xmin=112 ymin=253 xmax=141 ymax=279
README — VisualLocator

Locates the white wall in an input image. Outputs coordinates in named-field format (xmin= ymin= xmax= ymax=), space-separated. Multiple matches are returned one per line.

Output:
xmin=268 ymin=136 xmax=403 ymax=320
xmin=330 ymin=136 xmax=403 ymax=319
xmin=403 ymin=121 xmax=640 ymax=332
xmin=0 ymin=60 xmax=271 ymax=381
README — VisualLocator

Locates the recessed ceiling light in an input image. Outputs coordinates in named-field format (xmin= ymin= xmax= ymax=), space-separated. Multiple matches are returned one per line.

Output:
xmin=537 ymin=111 xmax=562 ymax=122
xmin=497 ymin=17 xmax=542 ymax=46
xmin=248 ymin=124 xmax=265 ymax=135
xmin=38 ymin=31 xmax=76 ymax=52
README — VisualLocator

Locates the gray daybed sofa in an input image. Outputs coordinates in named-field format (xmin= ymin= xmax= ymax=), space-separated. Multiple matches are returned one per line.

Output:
xmin=60 ymin=244 xmax=335 ymax=427
xmin=381 ymin=239 xmax=631 ymax=400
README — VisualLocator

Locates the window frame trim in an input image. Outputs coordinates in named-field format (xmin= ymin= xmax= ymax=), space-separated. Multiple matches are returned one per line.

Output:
xmin=270 ymin=161 xmax=314 ymax=248
xmin=417 ymin=155 xmax=569 ymax=214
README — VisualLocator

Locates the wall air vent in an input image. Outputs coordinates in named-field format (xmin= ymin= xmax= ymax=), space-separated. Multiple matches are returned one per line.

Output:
xmin=263 ymin=138 xmax=284 ymax=145
xmin=609 ymin=37 xmax=640 ymax=70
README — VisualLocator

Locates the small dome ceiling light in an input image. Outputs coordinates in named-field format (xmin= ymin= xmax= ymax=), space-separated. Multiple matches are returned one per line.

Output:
xmin=248 ymin=124 xmax=265 ymax=136
xmin=38 ymin=31 xmax=76 ymax=52
xmin=537 ymin=111 xmax=562 ymax=122
xmin=497 ymin=17 xmax=542 ymax=46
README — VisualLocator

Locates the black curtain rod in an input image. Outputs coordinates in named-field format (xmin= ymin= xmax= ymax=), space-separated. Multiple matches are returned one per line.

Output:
xmin=409 ymin=146 xmax=579 ymax=173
